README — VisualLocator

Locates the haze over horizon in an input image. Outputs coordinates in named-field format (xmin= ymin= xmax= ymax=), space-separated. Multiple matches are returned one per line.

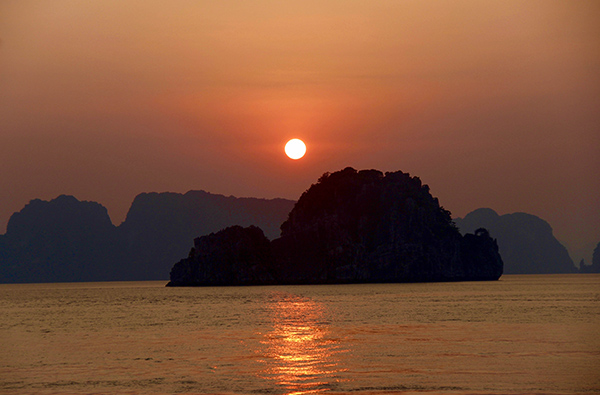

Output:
xmin=1 ymin=1 xmax=598 ymax=261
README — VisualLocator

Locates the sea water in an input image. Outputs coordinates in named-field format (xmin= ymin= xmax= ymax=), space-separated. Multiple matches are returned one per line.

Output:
xmin=0 ymin=274 xmax=598 ymax=395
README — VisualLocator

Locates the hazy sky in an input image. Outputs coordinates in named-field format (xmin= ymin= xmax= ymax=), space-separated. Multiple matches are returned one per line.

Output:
xmin=1 ymin=1 xmax=598 ymax=260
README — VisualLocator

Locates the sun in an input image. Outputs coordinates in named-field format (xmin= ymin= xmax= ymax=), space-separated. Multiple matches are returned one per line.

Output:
xmin=284 ymin=139 xmax=306 ymax=160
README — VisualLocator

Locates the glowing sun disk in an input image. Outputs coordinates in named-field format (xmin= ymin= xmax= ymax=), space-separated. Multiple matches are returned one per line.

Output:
xmin=285 ymin=139 xmax=306 ymax=160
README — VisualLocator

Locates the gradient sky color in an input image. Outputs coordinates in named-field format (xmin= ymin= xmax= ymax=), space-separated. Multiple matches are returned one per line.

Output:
xmin=1 ymin=1 xmax=598 ymax=261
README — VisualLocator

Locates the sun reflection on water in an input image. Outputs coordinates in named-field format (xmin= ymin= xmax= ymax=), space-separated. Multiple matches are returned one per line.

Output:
xmin=257 ymin=292 xmax=348 ymax=395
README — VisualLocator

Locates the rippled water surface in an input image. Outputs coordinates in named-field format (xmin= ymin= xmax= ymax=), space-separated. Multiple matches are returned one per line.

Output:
xmin=1 ymin=274 xmax=599 ymax=394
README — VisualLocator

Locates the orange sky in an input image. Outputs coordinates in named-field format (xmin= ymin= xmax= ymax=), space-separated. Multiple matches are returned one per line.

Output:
xmin=1 ymin=1 xmax=599 ymax=261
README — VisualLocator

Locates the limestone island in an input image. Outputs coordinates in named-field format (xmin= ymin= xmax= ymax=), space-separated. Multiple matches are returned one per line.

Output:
xmin=167 ymin=168 xmax=503 ymax=286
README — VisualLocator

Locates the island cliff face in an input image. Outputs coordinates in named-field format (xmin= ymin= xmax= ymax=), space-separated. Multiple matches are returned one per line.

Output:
xmin=168 ymin=168 xmax=503 ymax=286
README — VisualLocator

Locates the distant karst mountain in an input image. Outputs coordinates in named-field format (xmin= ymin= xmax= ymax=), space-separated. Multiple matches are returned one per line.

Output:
xmin=168 ymin=168 xmax=503 ymax=286
xmin=0 ymin=195 xmax=118 ymax=283
xmin=453 ymin=208 xmax=577 ymax=274
xmin=0 ymin=192 xmax=294 ymax=283
xmin=117 ymin=191 xmax=295 ymax=280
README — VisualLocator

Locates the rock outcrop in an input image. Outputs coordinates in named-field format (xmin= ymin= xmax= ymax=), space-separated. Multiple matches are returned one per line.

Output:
xmin=168 ymin=226 xmax=276 ymax=286
xmin=580 ymin=241 xmax=600 ymax=273
xmin=168 ymin=168 xmax=503 ymax=286
xmin=454 ymin=208 xmax=577 ymax=274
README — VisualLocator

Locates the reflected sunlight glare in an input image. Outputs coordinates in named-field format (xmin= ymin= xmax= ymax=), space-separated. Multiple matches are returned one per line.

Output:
xmin=257 ymin=293 xmax=348 ymax=394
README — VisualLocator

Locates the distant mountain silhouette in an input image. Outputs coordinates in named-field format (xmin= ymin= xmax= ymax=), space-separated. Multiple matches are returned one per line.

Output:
xmin=453 ymin=208 xmax=577 ymax=274
xmin=0 ymin=192 xmax=294 ymax=283
xmin=0 ymin=195 xmax=118 ymax=283
xmin=168 ymin=168 xmax=503 ymax=286
xmin=579 ymin=241 xmax=600 ymax=273
xmin=116 ymin=191 xmax=294 ymax=280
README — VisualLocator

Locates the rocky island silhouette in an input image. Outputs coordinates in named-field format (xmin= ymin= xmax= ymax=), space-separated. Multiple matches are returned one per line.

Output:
xmin=168 ymin=168 xmax=503 ymax=286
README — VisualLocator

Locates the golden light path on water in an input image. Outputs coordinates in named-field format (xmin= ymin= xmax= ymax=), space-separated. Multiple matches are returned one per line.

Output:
xmin=257 ymin=293 xmax=348 ymax=395
xmin=1 ymin=276 xmax=599 ymax=394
